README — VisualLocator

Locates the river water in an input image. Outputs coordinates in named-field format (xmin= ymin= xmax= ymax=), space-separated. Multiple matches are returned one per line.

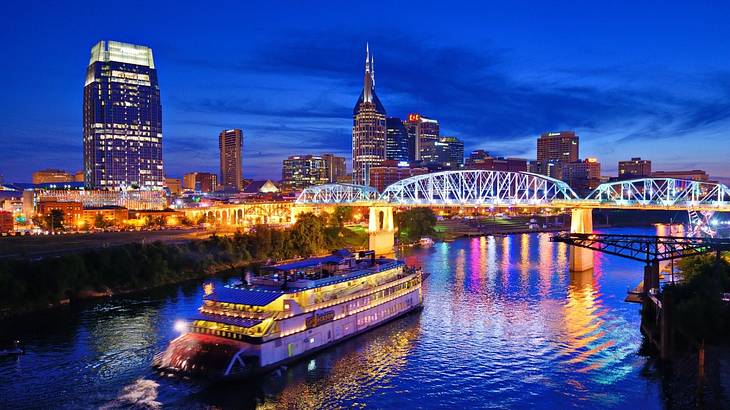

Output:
xmin=0 ymin=227 xmax=668 ymax=409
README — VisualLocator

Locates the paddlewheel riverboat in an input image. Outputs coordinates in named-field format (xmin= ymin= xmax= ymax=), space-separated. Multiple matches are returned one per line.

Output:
xmin=154 ymin=249 xmax=423 ymax=378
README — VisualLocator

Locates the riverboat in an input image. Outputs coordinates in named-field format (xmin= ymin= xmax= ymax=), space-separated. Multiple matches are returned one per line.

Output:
xmin=154 ymin=249 xmax=423 ymax=378
xmin=418 ymin=237 xmax=435 ymax=247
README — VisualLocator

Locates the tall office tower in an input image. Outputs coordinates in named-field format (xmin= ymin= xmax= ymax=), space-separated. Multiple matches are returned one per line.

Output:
xmin=435 ymin=136 xmax=464 ymax=168
xmin=322 ymin=153 xmax=347 ymax=183
xmin=536 ymin=131 xmax=579 ymax=179
xmin=403 ymin=113 xmax=439 ymax=162
xmin=219 ymin=129 xmax=243 ymax=191
xmin=386 ymin=117 xmax=413 ymax=162
xmin=83 ymin=40 xmax=163 ymax=189
xmin=618 ymin=157 xmax=651 ymax=179
xmin=352 ymin=44 xmax=387 ymax=186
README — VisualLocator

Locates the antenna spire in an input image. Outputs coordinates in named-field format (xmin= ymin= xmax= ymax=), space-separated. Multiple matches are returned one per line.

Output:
xmin=371 ymin=53 xmax=375 ymax=88
xmin=365 ymin=42 xmax=370 ymax=72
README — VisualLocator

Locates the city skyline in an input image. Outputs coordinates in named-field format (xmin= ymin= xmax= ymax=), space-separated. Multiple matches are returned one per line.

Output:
xmin=3 ymin=2 xmax=730 ymax=183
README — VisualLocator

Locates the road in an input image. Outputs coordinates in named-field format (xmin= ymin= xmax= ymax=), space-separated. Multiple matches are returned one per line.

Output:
xmin=0 ymin=228 xmax=216 ymax=259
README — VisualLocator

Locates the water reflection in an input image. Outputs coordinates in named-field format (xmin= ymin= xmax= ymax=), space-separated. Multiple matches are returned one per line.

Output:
xmin=0 ymin=229 xmax=663 ymax=409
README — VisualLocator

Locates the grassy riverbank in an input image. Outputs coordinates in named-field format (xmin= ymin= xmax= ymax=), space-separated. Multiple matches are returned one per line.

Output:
xmin=0 ymin=213 xmax=368 ymax=318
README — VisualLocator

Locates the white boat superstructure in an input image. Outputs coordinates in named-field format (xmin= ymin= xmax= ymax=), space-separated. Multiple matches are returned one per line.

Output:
xmin=154 ymin=250 xmax=423 ymax=378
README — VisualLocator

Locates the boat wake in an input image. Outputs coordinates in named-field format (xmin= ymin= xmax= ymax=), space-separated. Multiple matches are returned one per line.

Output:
xmin=100 ymin=378 xmax=161 ymax=410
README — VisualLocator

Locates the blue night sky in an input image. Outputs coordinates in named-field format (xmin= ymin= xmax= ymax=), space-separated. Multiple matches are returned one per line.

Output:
xmin=2 ymin=1 xmax=730 ymax=182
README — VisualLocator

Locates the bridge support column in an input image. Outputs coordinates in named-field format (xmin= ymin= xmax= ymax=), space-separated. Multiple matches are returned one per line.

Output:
xmin=569 ymin=208 xmax=594 ymax=272
xmin=368 ymin=206 xmax=395 ymax=255
xmin=643 ymin=259 xmax=660 ymax=294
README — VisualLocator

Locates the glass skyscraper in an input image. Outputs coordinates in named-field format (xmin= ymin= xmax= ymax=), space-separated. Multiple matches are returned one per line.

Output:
xmin=385 ymin=117 xmax=413 ymax=162
xmin=83 ymin=40 xmax=164 ymax=189
xmin=352 ymin=44 xmax=386 ymax=186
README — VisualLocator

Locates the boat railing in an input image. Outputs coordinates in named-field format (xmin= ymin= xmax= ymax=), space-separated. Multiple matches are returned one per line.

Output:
xmin=198 ymin=306 xmax=274 ymax=320
xmin=298 ymin=269 xmax=420 ymax=313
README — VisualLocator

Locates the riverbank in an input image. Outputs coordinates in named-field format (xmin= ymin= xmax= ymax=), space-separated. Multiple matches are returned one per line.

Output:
xmin=0 ymin=214 xmax=369 ymax=319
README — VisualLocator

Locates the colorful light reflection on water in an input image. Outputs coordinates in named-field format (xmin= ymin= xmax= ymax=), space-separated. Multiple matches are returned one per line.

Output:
xmin=0 ymin=227 xmax=669 ymax=409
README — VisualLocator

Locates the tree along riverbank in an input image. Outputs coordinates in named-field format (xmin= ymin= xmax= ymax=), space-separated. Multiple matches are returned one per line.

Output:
xmin=647 ymin=255 xmax=730 ymax=408
xmin=0 ymin=213 xmax=367 ymax=319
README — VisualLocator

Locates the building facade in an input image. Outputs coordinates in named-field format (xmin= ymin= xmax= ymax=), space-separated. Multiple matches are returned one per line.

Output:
xmin=282 ymin=155 xmax=329 ymax=191
xmin=82 ymin=206 xmax=129 ymax=227
xmin=651 ymin=170 xmax=710 ymax=182
xmin=404 ymin=113 xmax=439 ymax=162
xmin=385 ymin=117 xmax=413 ymax=162
xmin=322 ymin=154 xmax=347 ymax=183
xmin=32 ymin=169 xmax=75 ymax=185
xmin=618 ymin=157 xmax=651 ymax=179
xmin=465 ymin=150 xmax=528 ymax=172
xmin=562 ymin=158 xmax=601 ymax=196
xmin=0 ymin=210 xmax=13 ymax=233
xmin=368 ymin=160 xmax=429 ymax=192
xmin=433 ymin=136 xmax=464 ymax=168
xmin=32 ymin=189 xmax=167 ymax=211
xmin=536 ymin=131 xmax=579 ymax=178
xmin=83 ymin=40 xmax=163 ymax=189
xmin=36 ymin=201 xmax=84 ymax=227
xmin=183 ymin=172 xmax=218 ymax=193
xmin=165 ymin=177 xmax=182 ymax=196
xmin=352 ymin=45 xmax=387 ymax=186
xmin=219 ymin=129 xmax=243 ymax=191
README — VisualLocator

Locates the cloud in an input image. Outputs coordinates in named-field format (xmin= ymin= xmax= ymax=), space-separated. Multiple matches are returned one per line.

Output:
xmin=10 ymin=27 xmax=730 ymax=182
xmin=219 ymin=30 xmax=730 ymax=147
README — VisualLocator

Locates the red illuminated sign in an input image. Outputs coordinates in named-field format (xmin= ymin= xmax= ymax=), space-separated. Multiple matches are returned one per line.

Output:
xmin=408 ymin=113 xmax=421 ymax=122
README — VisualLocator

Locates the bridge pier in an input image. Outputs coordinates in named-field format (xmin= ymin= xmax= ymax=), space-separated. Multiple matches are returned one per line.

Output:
xmin=643 ymin=259 xmax=660 ymax=294
xmin=368 ymin=206 xmax=395 ymax=255
xmin=569 ymin=208 xmax=594 ymax=272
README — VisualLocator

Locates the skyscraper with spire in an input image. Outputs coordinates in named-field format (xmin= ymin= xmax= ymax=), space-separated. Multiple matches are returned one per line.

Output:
xmin=352 ymin=43 xmax=387 ymax=186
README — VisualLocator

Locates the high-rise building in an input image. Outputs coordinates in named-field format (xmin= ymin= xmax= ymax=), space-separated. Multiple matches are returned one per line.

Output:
xmin=219 ymin=129 xmax=243 ymax=191
xmin=183 ymin=172 xmax=218 ymax=193
xmin=282 ymin=155 xmax=330 ymax=191
xmin=434 ymin=136 xmax=464 ymax=168
xmin=618 ymin=157 xmax=651 ymax=179
xmin=32 ymin=169 xmax=74 ymax=185
xmin=404 ymin=113 xmax=439 ymax=161
xmin=562 ymin=158 xmax=601 ymax=196
xmin=536 ymin=131 xmax=579 ymax=179
xmin=385 ymin=117 xmax=413 ymax=162
xmin=165 ymin=177 xmax=182 ymax=196
xmin=322 ymin=154 xmax=347 ymax=183
xmin=83 ymin=40 xmax=163 ymax=189
xmin=352 ymin=44 xmax=387 ymax=186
